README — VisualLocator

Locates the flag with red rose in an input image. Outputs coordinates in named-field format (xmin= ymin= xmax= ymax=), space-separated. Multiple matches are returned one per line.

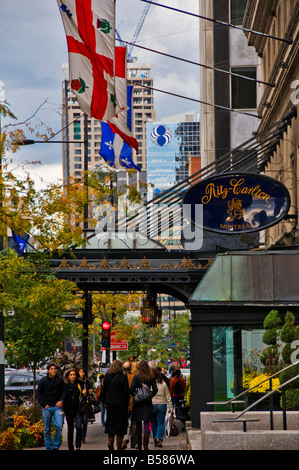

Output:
xmin=57 ymin=0 xmax=117 ymax=121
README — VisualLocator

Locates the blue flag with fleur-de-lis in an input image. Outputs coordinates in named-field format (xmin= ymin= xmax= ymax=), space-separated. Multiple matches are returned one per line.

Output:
xmin=99 ymin=86 xmax=141 ymax=171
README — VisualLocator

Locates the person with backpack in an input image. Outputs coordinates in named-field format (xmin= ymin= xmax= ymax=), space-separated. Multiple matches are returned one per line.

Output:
xmin=169 ymin=369 xmax=186 ymax=418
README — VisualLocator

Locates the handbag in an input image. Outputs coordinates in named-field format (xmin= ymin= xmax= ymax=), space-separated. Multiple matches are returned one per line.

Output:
xmin=170 ymin=413 xmax=179 ymax=436
xmin=133 ymin=383 xmax=153 ymax=404
xmin=165 ymin=413 xmax=171 ymax=438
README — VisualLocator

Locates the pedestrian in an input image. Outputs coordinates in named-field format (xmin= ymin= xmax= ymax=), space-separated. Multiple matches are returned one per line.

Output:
xmin=156 ymin=366 xmax=170 ymax=388
xmin=169 ymin=369 xmax=186 ymax=418
xmin=102 ymin=359 xmax=130 ymax=450
xmin=129 ymin=359 xmax=158 ymax=450
xmin=151 ymin=368 xmax=173 ymax=447
xmin=64 ymin=368 xmax=85 ymax=450
xmin=95 ymin=374 xmax=106 ymax=425
xmin=78 ymin=367 xmax=92 ymax=443
xmin=121 ymin=361 xmax=137 ymax=449
xmin=37 ymin=362 xmax=65 ymax=450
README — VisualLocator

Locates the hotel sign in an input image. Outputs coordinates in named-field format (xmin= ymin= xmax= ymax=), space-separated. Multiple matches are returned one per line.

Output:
xmin=183 ymin=173 xmax=290 ymax=234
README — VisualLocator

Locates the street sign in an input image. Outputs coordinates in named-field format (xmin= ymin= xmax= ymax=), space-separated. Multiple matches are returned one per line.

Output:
xmin=102 ymin=331 xmax=128 ymax=351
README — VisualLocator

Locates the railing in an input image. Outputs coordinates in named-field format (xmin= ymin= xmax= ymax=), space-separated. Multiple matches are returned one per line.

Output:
xmin=207 ymin=360 xmax=299 ymax=431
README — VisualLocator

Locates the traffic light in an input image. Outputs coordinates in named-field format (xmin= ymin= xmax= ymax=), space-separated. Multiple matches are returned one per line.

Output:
xmin=101 ymin=321 xmax=111 ymax=349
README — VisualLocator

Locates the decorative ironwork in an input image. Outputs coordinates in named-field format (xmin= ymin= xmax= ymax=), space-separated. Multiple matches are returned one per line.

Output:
xmin=57 ymin=256 xmax=213 ymax=271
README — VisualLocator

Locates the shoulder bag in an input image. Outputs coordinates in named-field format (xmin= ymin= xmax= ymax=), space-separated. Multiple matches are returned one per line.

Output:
xmin=133 ymin=382 xmax=153 ymax=404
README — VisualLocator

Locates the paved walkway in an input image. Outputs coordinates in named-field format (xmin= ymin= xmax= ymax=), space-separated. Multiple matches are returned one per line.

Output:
xmin=36 ymin=413 xmax=190 ymax=452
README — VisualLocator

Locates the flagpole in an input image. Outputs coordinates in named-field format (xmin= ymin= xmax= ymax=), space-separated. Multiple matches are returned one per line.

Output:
xmin=83 ymin=113 xmax=88 ymax=245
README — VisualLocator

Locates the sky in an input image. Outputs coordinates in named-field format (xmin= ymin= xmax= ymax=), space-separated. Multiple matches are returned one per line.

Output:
xmin=0 ymin=0 xmax=200 ymax=187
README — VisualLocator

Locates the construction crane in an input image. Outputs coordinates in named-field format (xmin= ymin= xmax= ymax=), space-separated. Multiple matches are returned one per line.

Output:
xmin=116 ymin=0 xmax=152 ymax=62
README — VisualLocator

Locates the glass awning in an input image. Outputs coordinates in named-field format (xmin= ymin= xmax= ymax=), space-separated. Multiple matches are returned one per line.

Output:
xmin=189 ymin=250 xmax=299 ymax=303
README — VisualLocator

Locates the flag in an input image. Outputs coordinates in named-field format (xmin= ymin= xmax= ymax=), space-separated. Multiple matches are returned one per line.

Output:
xmin=12 ymin=231 xmax=29 ymax=255
xmin=57 ymin=0 xmax=117 ymax=121
xmin=100 ymin=113 xmax=141 ymax=171
xmin=107 ymin=46 xmax=138 ymax=152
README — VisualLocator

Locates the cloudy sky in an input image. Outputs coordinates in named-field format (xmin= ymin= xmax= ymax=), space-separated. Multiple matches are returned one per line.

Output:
xmin=0 ymin=0 xmax=200 ymax=186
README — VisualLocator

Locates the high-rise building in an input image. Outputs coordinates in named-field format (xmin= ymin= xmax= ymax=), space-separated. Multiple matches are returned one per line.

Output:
xmin=127 ymin=61 xmax=156 ymax=172
xmin=146 ymin=112 xmax=200 ymax=193
xmin=62 ymin=61 xmax=156 ymax=196
xmin=61 ymin=64 xmax=104 ymax=184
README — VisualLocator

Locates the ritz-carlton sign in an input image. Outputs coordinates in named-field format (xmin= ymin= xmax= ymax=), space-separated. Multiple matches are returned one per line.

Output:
xmin=183 ymin=173 xmax=290 ymax=234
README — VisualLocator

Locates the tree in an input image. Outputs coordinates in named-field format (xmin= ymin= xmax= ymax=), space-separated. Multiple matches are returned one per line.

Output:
xmin=1 ymin=102 xmax=147 ymax=253
xmin=168 ymin=312 xmax=190 ymax=362
xmin=1 ymin=250 xmax=83 ymax=402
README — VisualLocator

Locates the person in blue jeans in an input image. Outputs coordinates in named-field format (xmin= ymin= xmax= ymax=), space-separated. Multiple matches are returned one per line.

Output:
xmin=151 ymin=368 xmax=173 ymax=447
xmin=37 ymin=363 xmax=65 ymax=450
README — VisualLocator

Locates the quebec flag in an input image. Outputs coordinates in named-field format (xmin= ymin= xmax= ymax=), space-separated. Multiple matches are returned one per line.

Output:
xmin=12 ymin=231 xmax=29 ymax=255
xmin=100 ymin=86 xmax=141 ymax=171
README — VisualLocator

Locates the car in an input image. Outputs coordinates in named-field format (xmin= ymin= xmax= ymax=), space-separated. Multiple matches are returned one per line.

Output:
xmin=5 ymin=370 xmax=42 ymax=407
xmin=179 ymin=368 xmax=190 ymax=381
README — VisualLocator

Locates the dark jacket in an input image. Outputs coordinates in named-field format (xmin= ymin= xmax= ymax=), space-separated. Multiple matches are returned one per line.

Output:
xmin=63 ymin=381 xmax=81 ymax=416
xmin=102 ymin=372 xmax=130 ymax=436
xmin=37 ymin=374 xmax=65 ymax=408
xmin=130 ymin=375 xmax=158 ymax=422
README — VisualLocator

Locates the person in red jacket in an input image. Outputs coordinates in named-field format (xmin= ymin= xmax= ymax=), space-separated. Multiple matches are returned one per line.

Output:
xmin=169 ymin=369 xmax=186 ymax=418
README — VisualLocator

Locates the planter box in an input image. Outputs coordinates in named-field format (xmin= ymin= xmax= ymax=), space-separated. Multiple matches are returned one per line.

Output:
xmin=247 ymin=392 xmax=281 ymax=411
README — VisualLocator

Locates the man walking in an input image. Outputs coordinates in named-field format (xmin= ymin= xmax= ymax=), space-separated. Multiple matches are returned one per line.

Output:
xmin=37 ymin=363 xmax=65 ymax=450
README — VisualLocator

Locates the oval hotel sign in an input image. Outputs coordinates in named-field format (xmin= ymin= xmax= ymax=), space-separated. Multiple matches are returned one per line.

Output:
xmin=183 ymin=173 xmax=290 ymax=234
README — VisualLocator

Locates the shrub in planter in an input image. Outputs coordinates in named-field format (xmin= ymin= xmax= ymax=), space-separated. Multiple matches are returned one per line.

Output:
xmin=282 ymin=389 xmax=299 ymax=410
xmin=280 ymin=311 xmax=299 ymax=364
xmin=260 ymin=310 xmax=282 ymax=372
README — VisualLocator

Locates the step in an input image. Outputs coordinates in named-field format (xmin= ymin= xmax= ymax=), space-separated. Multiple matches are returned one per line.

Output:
xmin=201 ymin=411 xmax=299 ymax=432
xmin=203 ymin=430 xmax=299 ymax=450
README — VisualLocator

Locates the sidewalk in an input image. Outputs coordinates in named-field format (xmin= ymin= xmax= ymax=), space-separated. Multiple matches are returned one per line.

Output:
xmin=41 ymin=413 xmax=190 ymax=451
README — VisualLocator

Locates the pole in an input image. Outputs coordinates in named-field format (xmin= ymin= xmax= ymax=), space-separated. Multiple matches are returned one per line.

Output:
xmin=0 ymin=313 xmax=4 ymax=413
xmin=83 ymin=113 xmax=89 ymax=244
xmin=82 ymin=291 xmax=91 ymax=374
xmin=0 ymin=90 xmax=5 ymax=413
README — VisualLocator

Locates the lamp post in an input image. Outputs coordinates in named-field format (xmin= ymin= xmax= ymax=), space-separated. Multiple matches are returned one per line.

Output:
xmin=0 ymin=82 xmax=6 ymax=413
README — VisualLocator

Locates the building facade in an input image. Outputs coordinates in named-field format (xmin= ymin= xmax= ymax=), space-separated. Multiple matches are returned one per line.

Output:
xmin=243 ymin=0 xmax=299 ymax=248
xmin=199 ymin=0 xmax=260 ymax=167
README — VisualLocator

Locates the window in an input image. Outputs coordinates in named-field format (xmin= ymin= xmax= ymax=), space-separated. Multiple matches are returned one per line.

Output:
xmin=231 ymin=67 xmax=256 ymax=109
xmin=10 ymin=376 xmax=28 ymax=386
xmin=231 ymin=0 xmax=248 ymax=25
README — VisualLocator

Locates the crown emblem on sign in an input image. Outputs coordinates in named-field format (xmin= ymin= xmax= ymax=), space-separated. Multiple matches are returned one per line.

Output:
xmin=227 ymin=198 xmax=244 ymax=221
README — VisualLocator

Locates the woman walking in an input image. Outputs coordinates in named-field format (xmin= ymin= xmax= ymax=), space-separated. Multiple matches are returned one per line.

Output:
xmin=102 ymin=360 xmax=130 ymax=450
xmin=151 ymin=368 xmax=173 ymax=447
xmin=130 ymin=360 xmax=158 ymax=450
xmin=64 ymin=368 xmax=85 ymax=450
xmin=78 ymin=368 xmax=92 ymax=443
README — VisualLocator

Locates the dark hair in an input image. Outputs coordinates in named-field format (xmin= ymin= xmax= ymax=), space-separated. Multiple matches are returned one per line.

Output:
xmin=47 ymin=362 xmax=57 ymax=370
xmin=174 ymin=369 xmax=181 ymax=377
xmin=64 ymin=368 xmax=78 ymax=383
xmin=137 ymin=360 xmax=153 ymax=382
xmin=152 ymin=367 xmax=162 ymax=383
